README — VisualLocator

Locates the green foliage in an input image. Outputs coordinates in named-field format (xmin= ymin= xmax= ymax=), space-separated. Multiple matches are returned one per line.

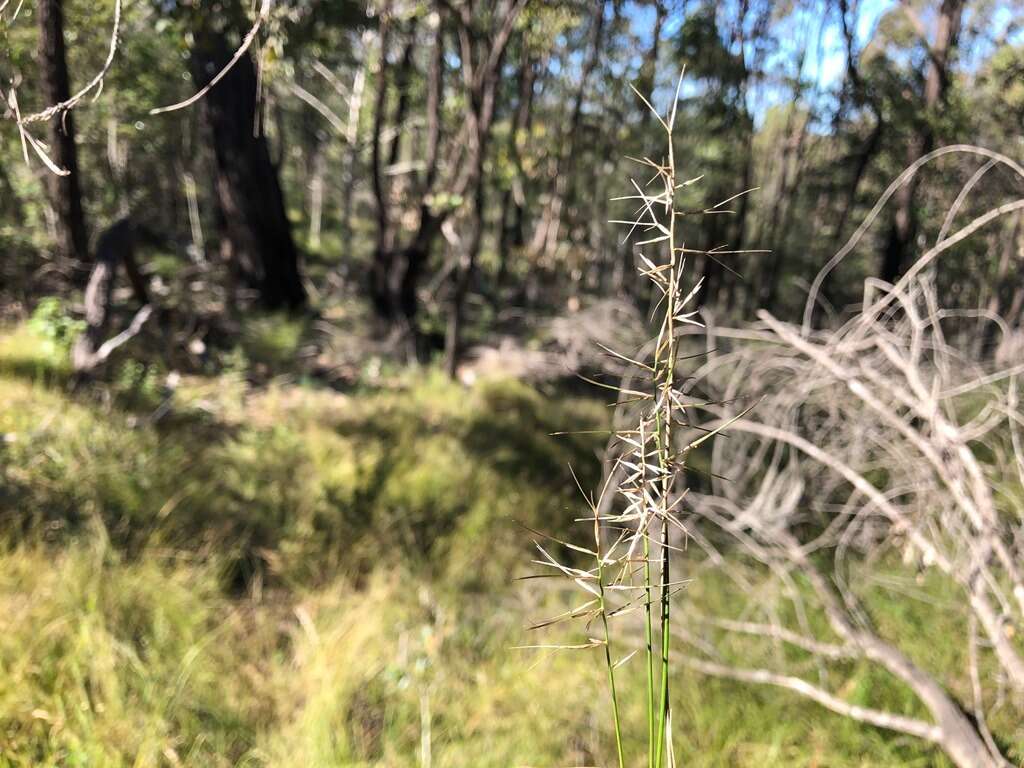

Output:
xmin=0 ymin=544 xmax=276 ymax=767
xmin=0 ymin=327 xmax=604 ymax=586
xmin=237 ymin=313 xmax=310 ymax=371
xmin=424 ymin=191 xmax=465 ymax=216
xmin=2 ymin=0 xmax=1022 ymax=760
xmin=0 ymin=325 xmax=1003 ymax=766
xmin=28 ymin=297 xmax=84 ymax=357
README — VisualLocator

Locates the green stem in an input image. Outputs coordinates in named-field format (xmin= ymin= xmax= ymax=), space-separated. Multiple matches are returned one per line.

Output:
xmin=654 ymin=515 xmax=671 ymax=768
xmin=594 ymin=487 xmax=625 ymax=768
xmin=644 ymin=527 xmax=656 ymax=768
xmin=601 ymin=601 xmax=626 ymax=768
xmin=654 ymin=120 xmax=680 ymax=768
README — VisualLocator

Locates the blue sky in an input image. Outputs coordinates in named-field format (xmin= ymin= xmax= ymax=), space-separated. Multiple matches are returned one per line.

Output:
xmin=623 ymin=0 xmax=1023 ymax=125
xmin=621 ymin=0 xmax=891 ymax=123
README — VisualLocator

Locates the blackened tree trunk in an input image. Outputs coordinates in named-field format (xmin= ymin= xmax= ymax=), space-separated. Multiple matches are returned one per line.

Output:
xmin=37 ymin=0 xmax=89 ymax=271
xmin=190 ymin=21 xmax=306 ymax=311
xmin=880 ymin=0 xmax=964 ymax=283
xmin=375 ymin=13 xmax=439 ymax=327
xmin=369 ymin=11 xmax=397 ymax=318
xmin=369 ymin=0 xmax=523 ymax=360
xmin=444 ymin=173 xmax=485 ymax=378
xmin=0 ymin=162 xmax=23 ymax=222
xmin=438 ymin=0 xmax=522 ymax=374
xmin=71 ymin=218 xmax=153 ymax=375
xmin=811 ymin=0 xmax=885 ymax=321
xmin=369 ymin=11 xmax=421 ymax=321
xmin=880 ymin=139 xmax=928 ymax=284
xmin=495 ymin=46 xmax=537 ymax=301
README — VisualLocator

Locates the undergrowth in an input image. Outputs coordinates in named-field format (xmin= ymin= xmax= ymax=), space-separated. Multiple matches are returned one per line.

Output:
xmin=0 ymin=323 xmax=604 ymax=588
xmin=0 ymin=323 xmax=963 ymax=766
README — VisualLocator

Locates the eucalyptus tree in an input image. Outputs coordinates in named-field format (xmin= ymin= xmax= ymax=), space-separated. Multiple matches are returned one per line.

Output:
xmin=36 ymin=0 xmax=88 ymax=271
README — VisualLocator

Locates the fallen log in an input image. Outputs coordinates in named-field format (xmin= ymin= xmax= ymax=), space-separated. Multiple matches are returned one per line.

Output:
xmin=71 ymin=217 xmax=154 ymax=374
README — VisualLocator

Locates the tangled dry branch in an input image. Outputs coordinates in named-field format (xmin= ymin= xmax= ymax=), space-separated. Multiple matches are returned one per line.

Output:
xmin=673 ymin=219 xmax=1024 ymax=765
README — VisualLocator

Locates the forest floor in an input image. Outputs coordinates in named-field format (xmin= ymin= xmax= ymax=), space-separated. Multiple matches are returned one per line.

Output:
xmin=0 ymin=320 xmax=1001 ymax=767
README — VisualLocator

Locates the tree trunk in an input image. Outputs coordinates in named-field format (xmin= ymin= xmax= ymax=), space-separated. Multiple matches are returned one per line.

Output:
xmin=816 ymin=0 xmax=885 ymax=319
xmin=369 ymin=11 xmax=397 ymax=318
xmin=71 ymin=218 xmax=152 ymax=375
xmin=385 ymin=10 xmax=445 ymax=344
xmin=380 ymin=0 xmax=523 ymax=357
xmin=637 ymin=0 xmax=666 ymax=138
xmin=880 ymin=0 xmax=964 ymax=282
xmin=368 ymin=17 xmax=420 ymax=319
xmin=527 ymin=5 xmax=605 ymax=261
xmin=496 ymin=47 xmax=537 ymax=302
xmin=623 ymin=0 xmax=666 ymax=302
xmin=445 ymin=176 xmax=485 ymax=378
xmin=341 ymin=29 xmax=373 ymax=243
xmin=37 ymin=0 xmax=89 ymax=271
xmin=387 ymin=30 xmax=417 ymax=170
xmin=0 ymin=162 xmax=23 ymax=222
xmin=190 ymin=21 xmax=306 ymax=311
xmin=390 ymin=209 xmax=442 ymax=358
xmin=758 ymin=106 xmax=811 ymax=313
xmin=724 ymin=126 xmax=755 ymax=310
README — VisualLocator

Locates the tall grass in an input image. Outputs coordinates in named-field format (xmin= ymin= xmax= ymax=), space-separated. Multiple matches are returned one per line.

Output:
xmin=0 ymin=321 xmax=979 ymax=765
xmin=524 ymin=74 xmax=758 ymax=767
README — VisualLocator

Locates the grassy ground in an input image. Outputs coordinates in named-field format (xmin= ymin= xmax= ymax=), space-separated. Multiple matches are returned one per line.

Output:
xmin=0 ymin=321 xmax=1009 ymax=767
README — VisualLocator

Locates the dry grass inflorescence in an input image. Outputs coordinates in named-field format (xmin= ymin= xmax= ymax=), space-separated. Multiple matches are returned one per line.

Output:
xmin=521 ymin=72 xmax=763 ymax=768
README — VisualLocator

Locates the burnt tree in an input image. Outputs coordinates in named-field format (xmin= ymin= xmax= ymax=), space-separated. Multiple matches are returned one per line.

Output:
xmin=369 ymin=0 xmax=524 ymax=362
xmin=879 ymin=0 xmax=965 ymax=283
xmin=71 ymin=218 xmax=153 ymax=375
xmin=190 ymin=14 xmax=306 ymax=311
xmin=37 ymin=0 xmax=89 ymax=271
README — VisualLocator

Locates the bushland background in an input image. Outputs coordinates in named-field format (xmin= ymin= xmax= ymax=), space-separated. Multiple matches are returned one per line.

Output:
xmin=1 ymin=0 xmax=1023 ymax=765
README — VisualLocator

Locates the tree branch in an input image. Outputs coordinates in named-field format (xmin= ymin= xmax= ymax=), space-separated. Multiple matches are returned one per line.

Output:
xmin=679 ymin=654 xmax=943 ymax=743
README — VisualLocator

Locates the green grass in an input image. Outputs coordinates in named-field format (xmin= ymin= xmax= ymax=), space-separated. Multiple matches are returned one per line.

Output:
xmin=0 ymin=323 xmax=1004 ymax=766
